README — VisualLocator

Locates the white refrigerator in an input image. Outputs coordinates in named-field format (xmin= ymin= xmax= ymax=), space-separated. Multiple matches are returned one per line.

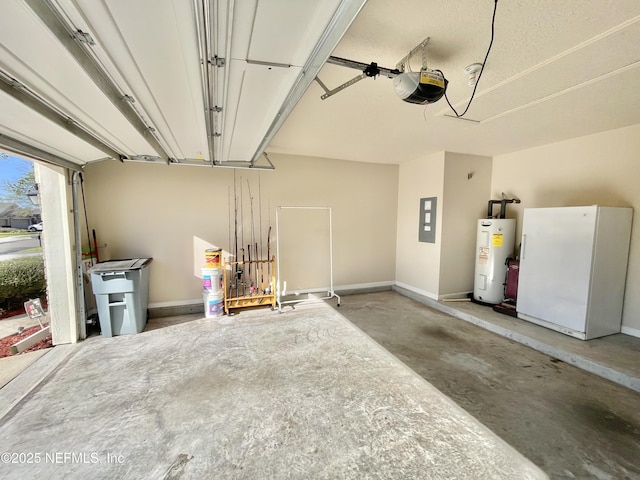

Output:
xmin=516 ymin=206 xmax=632 ymax=340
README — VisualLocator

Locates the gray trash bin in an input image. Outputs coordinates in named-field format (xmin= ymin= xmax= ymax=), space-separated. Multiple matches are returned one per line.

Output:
xmin=89 ymin=258 xmax=152 ymax=338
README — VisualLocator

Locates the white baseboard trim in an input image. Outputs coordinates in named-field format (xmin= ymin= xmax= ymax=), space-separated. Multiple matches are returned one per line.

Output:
xmin=149 ymin=298 xmax=203 ymax=309
xmin=438 ymin=291 xmax=473 ymax=301
xmin=621 ymin=325 xmax=640 ymax=338
xmin=335 ymin=281 xmax=394 ymax=292
xmin=393 ymin=282 xmax=439 ymax=300
xmin=280 ymin=281 xmax=393 ymax=295
xmin=148 ymin=281 xmax=395 ymax=310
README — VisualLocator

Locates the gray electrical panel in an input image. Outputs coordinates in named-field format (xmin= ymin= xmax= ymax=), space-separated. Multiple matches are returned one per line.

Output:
xmin=419 ymin=197 xmax=437 ymax=243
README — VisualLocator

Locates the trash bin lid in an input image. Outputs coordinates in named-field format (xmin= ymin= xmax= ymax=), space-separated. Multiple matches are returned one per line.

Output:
xmin=88 ymin=258 xmax=152 ymax=273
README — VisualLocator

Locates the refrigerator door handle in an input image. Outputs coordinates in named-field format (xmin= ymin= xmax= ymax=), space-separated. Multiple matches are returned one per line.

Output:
xmin=521 ymin=234 xmax=527 ymax=260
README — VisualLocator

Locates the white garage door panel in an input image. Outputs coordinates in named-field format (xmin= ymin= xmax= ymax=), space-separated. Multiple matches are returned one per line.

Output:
xmin=248 ymin=0 xmax=342 ymax=66
xmin=222 ymin=61 xmax=302 ymax=161
xmin=0 ymin=0 xmax=164 ymax=158
xmin=0 ymin=94 xmax=105 ymax=164
xmin=60 ymin=0 xmax=209 ymax=160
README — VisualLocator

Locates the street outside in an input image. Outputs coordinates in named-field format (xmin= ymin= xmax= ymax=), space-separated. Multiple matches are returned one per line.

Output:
xmin=0 ymin=234 xmax=42 ymax=261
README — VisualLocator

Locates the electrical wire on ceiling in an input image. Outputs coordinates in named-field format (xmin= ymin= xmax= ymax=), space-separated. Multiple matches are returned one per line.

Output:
xmin=443 ymin=0 xmax=499 ymax=118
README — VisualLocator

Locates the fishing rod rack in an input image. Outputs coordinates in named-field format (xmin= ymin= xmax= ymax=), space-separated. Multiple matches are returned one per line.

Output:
xmin=225 ymin=172 xmax=277 ymax=314
xmin=223 ymin=256 xmax=276 ymax=313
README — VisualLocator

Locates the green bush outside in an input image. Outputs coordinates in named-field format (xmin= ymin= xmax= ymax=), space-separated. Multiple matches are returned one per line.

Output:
xmin=0 ymin=256 xmax=46 ymax=311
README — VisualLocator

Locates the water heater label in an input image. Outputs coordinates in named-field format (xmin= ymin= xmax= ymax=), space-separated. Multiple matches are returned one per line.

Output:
xmin=492 ymin=233 xmax=504 ymax=247
xmin=478 ymin=246 xmax=490 ymax=264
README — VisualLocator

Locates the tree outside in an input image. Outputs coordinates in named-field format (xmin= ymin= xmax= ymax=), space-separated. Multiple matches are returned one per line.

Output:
xmin=0 ymin=152 xmax=39 ymax=218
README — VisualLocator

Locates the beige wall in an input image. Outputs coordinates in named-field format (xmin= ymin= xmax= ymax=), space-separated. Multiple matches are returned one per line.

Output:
xmin=439 ymin=152 xmax=492 ymax=296
xmin=395 ymin=151 xmax=492 ymax=299
xmin=395 ymin=152 xmax=445 ymax=298
xmin=81 ymin=122 xmax=640 ymax=336
xmin=83 ymin=154 xmax=398 ymax=307
xmin=492 ymin=123 xmax=640 ymax=335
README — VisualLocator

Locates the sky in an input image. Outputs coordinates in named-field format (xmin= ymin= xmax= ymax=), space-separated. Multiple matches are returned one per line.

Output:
xmin=0 ymin=154 xmax=33 ymax=199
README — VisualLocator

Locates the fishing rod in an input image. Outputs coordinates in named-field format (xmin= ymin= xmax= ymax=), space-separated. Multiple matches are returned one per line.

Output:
xmin=265 ymin=224 xmax=272 ymax=295
xmin=233 ymin=170 xmax=239 ymax=296
xmin=247 ymin=244 xmax=252 ymax=295
xmin=228 ymin=185 xmax=232 ymax=296
xmin=227 ymin=185 xmax=231 ymax=260
xmin=258 ymin=176 xmax=264 ymax=292
xmin=247 ymin=179 xmax=255 ymax=292
xmin=240 ymin=176 xmax=245 ymax=296
xmin=254 ymin=241 xmax=259 ymax=295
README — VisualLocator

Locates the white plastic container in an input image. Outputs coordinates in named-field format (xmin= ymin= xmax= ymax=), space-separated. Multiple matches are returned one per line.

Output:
xmin=204 ymin=291 xmax=224 ymax=318
xmin=202 ymin=268 xmax=223 ymax=293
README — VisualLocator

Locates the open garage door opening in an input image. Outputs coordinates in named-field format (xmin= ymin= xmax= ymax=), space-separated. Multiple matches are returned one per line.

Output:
xmin=1 ymin=152 xmax=83 ymax=348
xmin=0 ymin=153 xmax=49 ymax=356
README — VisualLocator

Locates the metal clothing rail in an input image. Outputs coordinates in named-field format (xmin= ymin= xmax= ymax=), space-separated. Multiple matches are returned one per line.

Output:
xmin=275 ymin=206 xmax=340 ymax=312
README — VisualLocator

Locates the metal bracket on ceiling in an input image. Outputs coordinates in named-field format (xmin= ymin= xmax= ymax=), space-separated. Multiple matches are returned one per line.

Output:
xmin=211 ymin=106 xmax=222 ymax=113
xmin=73 ymin=30 xmax=95 ymax=46
xmin=173 ymin=158 xmax=213 ymax=166
xmin=212 ymin=56 xmax=225 ymax=68
xmin=216 ymin=160 xmax=275 ymax=170
xmin=246 ymin=151 xmax=274 ymax=170
xmin=204 ymin=152 xmax=276 ymax=170
xmin=314 ymin=37 xmax=432 ymax=102
xmin=396 ymin=37 xmax=430 ymax=72
xmin=326 ymin=56 xmax=401 ymax=79
xmin=261 ymin=152 xmax=274 ymax=169
xmin=316 ymin=56 xmax=401 ymax=100
xmin=9 ymin=80 xmax=25 ymax=90
xmin=315 ymin=73 xmax=366 ymax=100
xmin=246 ymin=59 xmax=291 ymax=69
xmin=121 ymin=95 xmax=135 ymax=103
xmin=128 ymin=155 xmax=163 ymax=162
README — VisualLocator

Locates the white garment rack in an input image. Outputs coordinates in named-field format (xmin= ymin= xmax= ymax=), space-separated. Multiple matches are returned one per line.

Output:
xmin=276 ymin=206 xmax=340 ymax=312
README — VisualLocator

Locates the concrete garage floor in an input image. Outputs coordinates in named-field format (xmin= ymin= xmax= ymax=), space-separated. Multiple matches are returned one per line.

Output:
xmin=336 ymin=291 xmax=640 ymax=480
xmin=0 ymin=299 xmax=545 ymax=480
xmin=1 ymin=290 xmax=638 ymax=479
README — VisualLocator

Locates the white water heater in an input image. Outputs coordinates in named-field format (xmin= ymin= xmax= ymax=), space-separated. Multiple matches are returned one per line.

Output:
xmin=473 ymin=218 xmax=516 ymax=304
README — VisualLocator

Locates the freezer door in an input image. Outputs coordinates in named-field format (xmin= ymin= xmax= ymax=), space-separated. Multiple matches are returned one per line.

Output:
xmin=517 ymin=207 xmax=597 ymax=332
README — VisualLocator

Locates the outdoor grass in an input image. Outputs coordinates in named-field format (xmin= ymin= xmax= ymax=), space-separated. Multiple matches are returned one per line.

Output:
xmin=0 ymin=231 xmax=33 ymax=238
xmin=18 ymin=247 xmax=42 ymax=254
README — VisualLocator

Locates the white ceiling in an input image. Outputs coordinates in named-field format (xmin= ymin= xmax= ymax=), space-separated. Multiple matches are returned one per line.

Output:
xmin=270 ymin=0 xmax=640 ymax=164
xmin=1 ymin=0 xmax=639 ymax=169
